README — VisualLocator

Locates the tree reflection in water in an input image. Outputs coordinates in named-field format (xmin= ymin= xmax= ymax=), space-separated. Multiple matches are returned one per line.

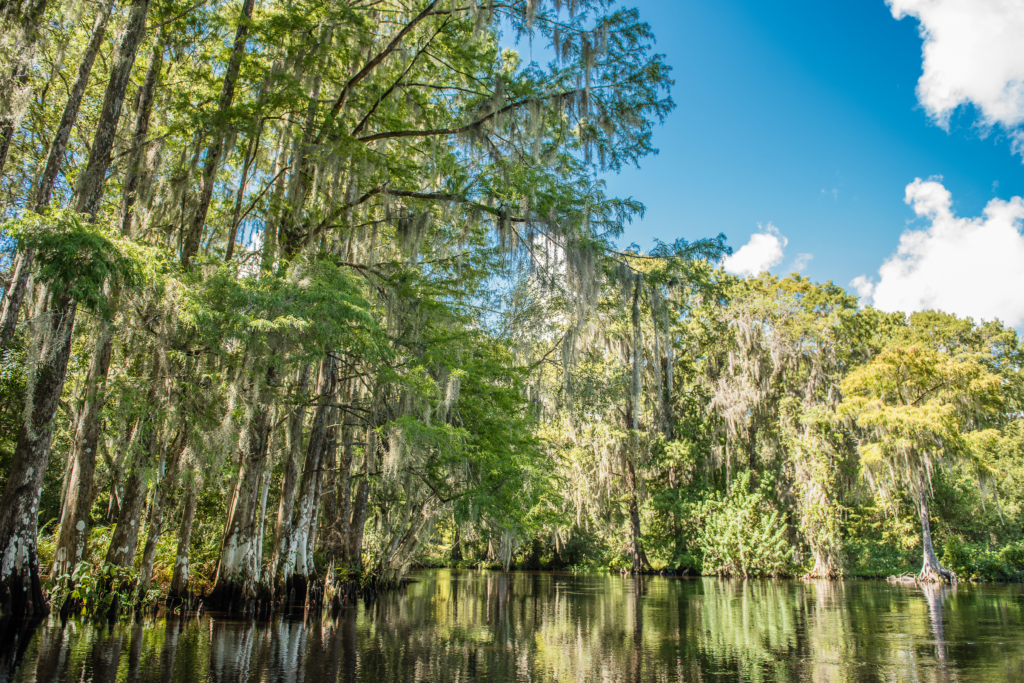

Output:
xmin=4 ymin=571 xmax=1024 ymax=683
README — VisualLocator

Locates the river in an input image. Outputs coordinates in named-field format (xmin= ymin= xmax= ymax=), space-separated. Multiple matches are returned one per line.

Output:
xmin=3 ymin=570 xmax=1023 ymax=682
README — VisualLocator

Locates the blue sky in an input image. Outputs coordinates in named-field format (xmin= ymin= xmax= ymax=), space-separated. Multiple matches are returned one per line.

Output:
xmin=518 ymin=0 xmax=1024 ymax=326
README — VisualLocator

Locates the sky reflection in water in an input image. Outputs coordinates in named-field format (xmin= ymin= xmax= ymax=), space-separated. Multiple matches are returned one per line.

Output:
xmin=4 ymin=570 xmax=1024 ymax=682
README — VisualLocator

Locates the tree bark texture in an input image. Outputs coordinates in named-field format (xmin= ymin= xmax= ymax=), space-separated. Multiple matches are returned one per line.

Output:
xmin=210 ymin=395 xmax=272 ymax=610
xmin=74 ymin=0 xmax=152 ymax=218
xmin=137 ymin=428 xmax=187 ymax=599
xmin=35 ymin=0 xmax=114 ymax=211
xmin=104 ymin=424 xmax=157 ymax=569
xmin=51 ymin=320 xmax=115 ymax=578
xmin=327 ymin=427 xmax=353 ymax=566
xmin=347 ymin=427 xmax=377 ymax=572
xmin=0 ymin=293 xmax=76 ymax=617
xmin=278 ymin=355 xmax=334 ymax=603
xmin=624 ymin=454 xmax=650 ymax=573
xmin=167 ymin=478 xmax=198 ymax=603
xmin=917 ymin=481 xmax=955 ymax=583
xmin=270 ymin=365 xmax=309 ymax=587
xmin=0 ymin=1 xmax=111 ymax=351
xmin=0 ymin=247 xmax=35 ymax=349
xmin=120 ymin=42 xmax=163 ymax=236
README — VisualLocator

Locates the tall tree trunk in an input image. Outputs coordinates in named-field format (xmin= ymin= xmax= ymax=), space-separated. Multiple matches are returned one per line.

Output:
xmin=0 ymin=0 xmax=114 ymax=350
xmin=275 ymin=73 xmax=321 ymax=258
xmin=348 ymin=427 xmax=376 ymax=572
xmin=278 ymin=355 xmax=334 ymax=603
xmin=105 ymin=420 xmax=158 ymax=569
xmin=270 ymin=364 xmax=309 ymax=585
xmin=167 ymin=478 xmax=198 ymax=604
xmin=210 ymin=390 xmax=272 ymax=611
xmin=74 ymin=0 xmax=152 ymax=218
xmin=0 ymin=292 xmax=76 ymax=617
xmin=624 ymin=453 xmax=650 ymax=574
xmin=328 ymin=425 xmax=353 ymax=567
xmin=120 ymin=42 xmax=163 ymax=236
xmin=51 ymin=320 xmax=114 ymax=578
xmin=35 ymin=0 xmax=114 ymax=211
xmin=180 ymin=0 xmax=256 ymax=267
xmin=137 ymin=427 xmax=186 ymax=600
xmin=223 ymin=121 xmax=262 ymax=261
xmin=37 ymin=0 xmax=152 ymax=593
xmin=53 ymin=38 xmax=160 ymax=578
xmin=105 ymin=351 xmax=165 ymax=573
xmin=624 ymin=280 xmax=650 ymax=574
xmin=254 ymin=469 xmax=271 ymax=583
xmin=0 ymin=246 xmax=34 ymax=350
xmin=917 ymin=481 xmax=955 ymax=583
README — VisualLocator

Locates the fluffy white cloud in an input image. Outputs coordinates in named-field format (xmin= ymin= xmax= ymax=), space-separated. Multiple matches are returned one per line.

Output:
xmin=723 ymin=224 xmax=787 ymax=277
xmin=889 ymin=0 xmax=1024 ymax=147
xmin=852 ymin=178 xmax=1024 ymax=326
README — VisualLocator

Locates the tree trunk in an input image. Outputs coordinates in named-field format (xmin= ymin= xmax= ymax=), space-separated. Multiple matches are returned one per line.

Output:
xmin=167 ymin=478 xmax=198 ymax=604
xmin=103 ymin=345 xmax=162 ymax=571
xmin=0 ymin=0 xmax=113 ymax=350
xmin=74 ymin=0 xmax=151 ymax=218
xmin=119 ymin=42 xmax=163 ymax=236
xmin=0 ymin=65 xmax=29 ymax=177
xmin=348 ymin=427 xmax=377 ymax=572
xmin=35 ymin=0 xmax=114 ymax=211
xmin=223 ymin=121 xmax=262 ymax=261
xmin=275 ymin=71 xmax=322 ymax=259
xmin=254 ymin=469 xmax=271 ymax=585
xmin=51 ymin=2 xmax=153 ymax=569
xmin=210 ymin=394 xmax=272 ymax=611
xmin=180 ymin=0 xmax=256 ymax=267
xmin=917 ymin=486 xmax=955 ymax=583
xmin=104 ymin=426 xmax=156 ymax=569
xmin=450 ymin=524 xmax=461 ymax=562
xmin=624 ymin=453 xmax=650 ymax=574
xmin=0 ymin=247 xmax=34 ymax=350
xmin=0 ymin=293 xmax=76 ymax=617
xmin=51 ymin=320 xmax=114 ymax=579
xmin=270 ymin=365 xmax=309 ymax=585
xmin=327 ymin=425 xmax=353 ymax=566
xmin=137 ymin=428 xmax=186 ymax=600
xmin=278 ymin=356 xmax=334 ymax=603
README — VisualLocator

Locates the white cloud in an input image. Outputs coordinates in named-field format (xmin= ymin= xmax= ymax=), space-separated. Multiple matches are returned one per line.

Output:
xmin=852 ymin=178 xmax=1024 ymax=326
xmin=723 ymin=223 xmax=787 ymax=277
xmin=850 ymin=275 xmax=875 ymax=306
xmin=791 ymin=253 xmax=813 ymax=272
xmin=889 ymin=0 xmax=1024 ymax=152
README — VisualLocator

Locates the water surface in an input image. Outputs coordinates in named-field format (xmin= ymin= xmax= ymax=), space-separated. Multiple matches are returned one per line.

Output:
xmin=5 ymin=570 xmax=1024 ymax=682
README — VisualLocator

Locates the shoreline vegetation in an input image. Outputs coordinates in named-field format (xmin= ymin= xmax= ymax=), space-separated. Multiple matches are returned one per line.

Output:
xmin=0 ymin=0 xmax=1021 ymax=622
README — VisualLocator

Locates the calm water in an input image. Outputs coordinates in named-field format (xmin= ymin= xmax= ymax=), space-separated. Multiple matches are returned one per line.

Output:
xmin=3 ymin=570 xmax=1024 ymax=682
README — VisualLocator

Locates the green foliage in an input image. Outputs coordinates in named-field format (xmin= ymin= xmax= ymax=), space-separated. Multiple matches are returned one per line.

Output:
xmin=942 ymin=538 xmax=1024 ymax=582
xmin=695 ymin=472 xmax=794 ymax=578
xmin=2 ymin=210 xmax=143 ymax=316
xmin=842 ymin=506 xmax=919 ymax=578
xmin=49 ymin=561 xmax=150 ymax=617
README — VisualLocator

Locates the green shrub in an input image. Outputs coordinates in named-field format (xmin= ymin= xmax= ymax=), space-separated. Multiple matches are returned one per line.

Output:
xmin=942 ymin=538 xmax=1024 ymax=581
xmin=999 ymin=541 xmax=1024 ymax=570
xmin=695 ymin=471 xmax=794 ymax=577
